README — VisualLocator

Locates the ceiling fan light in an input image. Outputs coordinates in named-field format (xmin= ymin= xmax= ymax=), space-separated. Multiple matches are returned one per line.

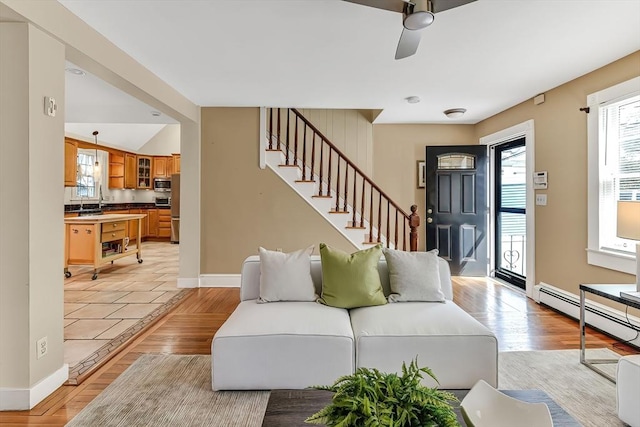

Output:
xmin=403 ymin=11 xmax=434 ymax=30
xmin=444 ymin=108 xmax=467 ymax=118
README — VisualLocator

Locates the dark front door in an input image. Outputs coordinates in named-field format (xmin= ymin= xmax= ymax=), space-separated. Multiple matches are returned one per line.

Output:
xmin=426 ymin=146 xmax=488 ymax=276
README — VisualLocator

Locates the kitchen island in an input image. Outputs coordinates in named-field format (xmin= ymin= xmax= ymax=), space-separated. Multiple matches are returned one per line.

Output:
xmin=64 ymin=213 xmax=146 ymax=280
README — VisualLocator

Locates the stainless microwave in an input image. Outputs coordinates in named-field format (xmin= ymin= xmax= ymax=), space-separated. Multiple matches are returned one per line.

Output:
xmin=154 ymin=178 xmax=171 ymax=191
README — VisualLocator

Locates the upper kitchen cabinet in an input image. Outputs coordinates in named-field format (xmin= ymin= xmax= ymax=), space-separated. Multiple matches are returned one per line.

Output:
xmin=64 ymin=138 xmax=78 ymax=187
xmin=137 ymin=156 xmax=152 ymax=189
xmin=172 ymin=154 xmax=181 ymax=174
xmin=153 ymin=156 xmax=167 ymax=178
xmin=124 ymin=153 xmax=137 ymax=189
xmin=108 ymin=152 xmax=125 ymax=189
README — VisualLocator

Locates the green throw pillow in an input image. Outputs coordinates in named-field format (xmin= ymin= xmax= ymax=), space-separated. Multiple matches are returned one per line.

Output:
xmin=318 ymin=243 xmax=387 ymax=309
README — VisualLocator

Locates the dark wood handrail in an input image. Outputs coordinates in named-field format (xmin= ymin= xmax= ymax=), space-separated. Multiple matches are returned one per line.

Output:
xmin=267 ymin=108 xmax=419 ymax=251
xmin=290 ymin=108 xmax=410 ymax=219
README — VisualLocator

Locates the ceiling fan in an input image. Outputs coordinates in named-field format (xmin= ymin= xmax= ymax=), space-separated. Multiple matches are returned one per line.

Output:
xmin=344 ymin=0 xmax=476 ymax=60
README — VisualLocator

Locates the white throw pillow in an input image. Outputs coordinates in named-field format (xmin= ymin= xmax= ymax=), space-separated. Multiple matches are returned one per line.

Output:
xmin=383 ymin=248 xmax=445 ymax=303
xmin=258 ymin=246 xmax=316 ymax=303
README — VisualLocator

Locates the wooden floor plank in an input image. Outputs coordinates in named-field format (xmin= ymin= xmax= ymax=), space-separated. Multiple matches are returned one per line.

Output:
xmin=1 ymin=280 xmax=636 ymax=426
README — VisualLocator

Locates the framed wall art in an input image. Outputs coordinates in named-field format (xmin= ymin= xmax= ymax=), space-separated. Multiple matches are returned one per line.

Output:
xmin=417 ymin=160 xmax=426 ymax=188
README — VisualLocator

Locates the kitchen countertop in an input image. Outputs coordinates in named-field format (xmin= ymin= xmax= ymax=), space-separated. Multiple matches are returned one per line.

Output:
xmin=65 ymin=203 xmax=168 ymax=213
xmin=64 ymin=213 xmax=146 ymax=223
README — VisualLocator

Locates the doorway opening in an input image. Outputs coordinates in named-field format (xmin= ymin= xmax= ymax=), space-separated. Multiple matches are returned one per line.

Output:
xmin=493 ymin=138 xmax=526 ymax=288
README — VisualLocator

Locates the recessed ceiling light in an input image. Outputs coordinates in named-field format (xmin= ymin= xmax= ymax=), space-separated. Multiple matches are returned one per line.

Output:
xmin=406 ymin=96 xmax=421 ymax=104
xmin=65 ymin=68 xmax=86 ymax=76
xmin=443 ymin=108 xmax=467 ymax=118
xmin=150 ymin=111 xmax=161 ymax=117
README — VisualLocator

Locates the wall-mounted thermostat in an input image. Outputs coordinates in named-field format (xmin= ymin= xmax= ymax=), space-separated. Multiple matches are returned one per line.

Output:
xmin=533 ymin=171 xmax=548 ymax=190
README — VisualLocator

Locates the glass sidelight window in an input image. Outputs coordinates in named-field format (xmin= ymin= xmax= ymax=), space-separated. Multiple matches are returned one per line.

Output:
xmin=494 ymin=138 xmax=526 ymax=288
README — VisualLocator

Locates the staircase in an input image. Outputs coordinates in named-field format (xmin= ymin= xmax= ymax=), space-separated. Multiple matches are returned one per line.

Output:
xmin=264 ymin=108 xmax=419 ymax=251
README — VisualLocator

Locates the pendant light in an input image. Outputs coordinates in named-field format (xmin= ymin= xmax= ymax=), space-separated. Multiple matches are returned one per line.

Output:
xmin=92 ymin=131 xmax=99 ymax=168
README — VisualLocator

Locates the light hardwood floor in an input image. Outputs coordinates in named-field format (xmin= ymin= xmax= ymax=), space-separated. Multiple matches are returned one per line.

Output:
xmin=1 ymin=277 xmax=637 ymax=426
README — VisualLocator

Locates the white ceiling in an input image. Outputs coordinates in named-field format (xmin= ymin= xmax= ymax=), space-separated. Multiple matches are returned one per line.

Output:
xmin=58 ymin=0 xmax=640 ymax=128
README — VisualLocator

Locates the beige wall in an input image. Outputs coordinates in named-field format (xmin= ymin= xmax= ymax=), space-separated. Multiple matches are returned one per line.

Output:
xmin=299 ymin=109 xmax=374 ymax=175
xmin=138 ymin=124 xmax=180 ymax=155
xmin=372 ymin=124 xmax=477 ymax=250
xmin=0 ymin=23 xmax=65 ymax=389
xmin=475 ymin=51 xmax=640 ymax=296
xmin=200 ymin=108 xmax=357 ymax=274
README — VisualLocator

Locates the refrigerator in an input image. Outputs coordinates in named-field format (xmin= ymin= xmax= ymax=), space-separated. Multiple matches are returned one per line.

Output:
xmin=170 ymin=174 xmax=180 ymax=243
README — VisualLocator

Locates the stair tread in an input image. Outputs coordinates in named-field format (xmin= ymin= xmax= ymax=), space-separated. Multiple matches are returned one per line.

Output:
xmin=278 ymin=164 xmax=300 ymax=168
xmin=266 ymin=149 xmax=282 ymax=152
xmin=329 ymin=210 xmax=350 ymax=214
xmin=345 ymin=226 xmax=366 ymax=230
xmin=312 ymin=195 xmax=332 ymax=199
xmin=294 ymin=180 xmax=316 ymax=183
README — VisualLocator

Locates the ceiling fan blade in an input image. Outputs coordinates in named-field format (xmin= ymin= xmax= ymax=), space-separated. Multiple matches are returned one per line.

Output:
xmin=342 ymin=0 xmax=408 ymax=14
xmin=395 ymin=27 xmax=421 ymax=59
xmin=430 ymin=0 xmax=476 ymax=14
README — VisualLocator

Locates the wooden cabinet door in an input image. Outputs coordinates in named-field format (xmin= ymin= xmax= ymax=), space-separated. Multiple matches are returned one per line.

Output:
xmin=167 ymin=157 xmax=174 ymax=177
xmin=148 ymin=209 xmax=158 ymax=237
xmin=125 ymin=154 xmax=137 ymax=189
xmin=153 ymin=156 xmax=167 ymax=178
xmin=64 ymin=139 xmax=78 ymax=187
xmin=67 ymin=224 xmax=96 ymax=264
xmin=172 ymin=154 xmax=181 ymax=174
xmin=158 ymin=209 xmax=171 ymax=238
xmin=137 ymin=156 xmax=152 ymax=189
xmin=128 ymin=209 xmax=140 ymax=241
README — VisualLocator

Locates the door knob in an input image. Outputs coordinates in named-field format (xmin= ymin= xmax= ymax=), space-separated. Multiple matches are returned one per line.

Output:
xmin=427 ymin=218 xmax=433 ymax=223
xmin=427 ymin=208 xmax=433 ymax=214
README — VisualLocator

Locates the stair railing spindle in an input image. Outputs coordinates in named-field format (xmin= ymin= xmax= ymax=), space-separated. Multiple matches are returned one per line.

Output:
xmin=276 ymin=108 xmax=281 ymax=150
xmin=386 ymin=201 xmax=390 ymax=248
xmin=311 ymin=132 xmax=316 ymax=183
xmin=343 ymin=164 xmax=349 ymax=212
xmin=403 ymin=221 xmax=407 ymax=251
xmin=377 ymin=192 xmax=382 ymax=243
xmin=394 ymin=209 xmax=399 ymax=249
xmin=318 ymin=141 xmax=324 ymax=196
xmin=294 ymin=117 xmax=299 ymax=166
xmin=352 ymin=168 xmax=357 ymax=227
xmin=268 ymin=108 xmax=273 ymax=149
xmin=360 ymin=178 xmax=365 ymax=227
xmin=335 ymin=157 xmax=341 ymax=212
xmin=327 ymin=146 xmax=332 ymax=199
xmin=369 ymin=186 xmax=374 ymax=243
xmin=285 ymin=109 xmax=290 ymax=165
xmin=301 ymin=123 xmax=307 ymax=180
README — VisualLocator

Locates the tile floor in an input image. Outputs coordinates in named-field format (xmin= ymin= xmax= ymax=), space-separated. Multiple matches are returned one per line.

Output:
xmin=64 ymin=241 xmax=180 ymax=368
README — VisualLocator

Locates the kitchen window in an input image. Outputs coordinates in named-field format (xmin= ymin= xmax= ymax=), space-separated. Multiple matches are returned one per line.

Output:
xmin=73 ymin=149 xmax=107 ymax=200
xmin=587 ymin=76 xmax=640 ymax=273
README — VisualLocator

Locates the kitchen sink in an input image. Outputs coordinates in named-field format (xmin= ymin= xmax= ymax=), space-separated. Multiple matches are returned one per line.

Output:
xmin=78 ymin=209 xmax=103 ymax=216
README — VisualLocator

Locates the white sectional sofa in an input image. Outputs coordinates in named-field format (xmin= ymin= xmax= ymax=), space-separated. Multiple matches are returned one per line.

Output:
xmin=212 ymin=254 xmax=498 ymax=391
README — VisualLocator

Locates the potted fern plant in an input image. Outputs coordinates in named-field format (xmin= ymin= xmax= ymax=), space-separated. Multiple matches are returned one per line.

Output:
xmin=305 ymin=359 xmax=459 ymax=427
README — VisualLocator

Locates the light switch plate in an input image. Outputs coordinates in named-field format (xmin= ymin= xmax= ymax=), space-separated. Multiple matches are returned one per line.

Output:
xmin=536 ymin=194 xmax=547 ymax=206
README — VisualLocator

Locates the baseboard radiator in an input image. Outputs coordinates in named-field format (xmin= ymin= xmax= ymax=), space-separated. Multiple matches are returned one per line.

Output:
xmin=535 ymin=282 xmax=640 ymax=349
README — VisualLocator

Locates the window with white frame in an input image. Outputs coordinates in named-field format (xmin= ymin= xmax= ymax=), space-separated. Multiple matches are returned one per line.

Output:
xmin=587 ymin=76 xmax=640 ymax=273
xmin=76 ymin=150 xmax=96 ymax=198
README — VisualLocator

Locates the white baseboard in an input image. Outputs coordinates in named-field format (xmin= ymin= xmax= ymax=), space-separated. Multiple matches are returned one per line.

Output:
xmin=536 ymin=282 xmax=640 ymax=348
xmin=0 ymin=363 xmax=68 ymax=410
xmin=177 ymin=277 xmax=199 ymax=288
xmin=199 ymin=274 xmax=241 ymax=288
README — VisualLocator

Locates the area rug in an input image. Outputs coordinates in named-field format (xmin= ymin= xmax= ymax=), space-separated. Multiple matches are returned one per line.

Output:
xmin=499 ymin=348 xmax=622 ymax=427
xmin=67 ymin=349 xmax=623 ymax=426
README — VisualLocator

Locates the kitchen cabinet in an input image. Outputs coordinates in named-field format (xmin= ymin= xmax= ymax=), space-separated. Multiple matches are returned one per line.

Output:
xmin=125 ymin=154 xmax=137 ymax=189
xmin=64 ymin=214 xmax=145 ymax=280
xmin=64 ymin=138 xmax=78 ymax=187
xmin=109 ymin=152 xmax=125 ymax=189
xmin=158 ymin=208 xmax=171 ymax=238
xmin=153 ymin=156 xmax=167 ymax=178
xmin=137 ymin=156 xmax=152 ymax=189
xmin=148 ymin=209 xmax=158 ymax=237
xmin=172 ymin=154 xmax=181 ymax=174
xmin=128 ymin=208 xmax=149 ymax=240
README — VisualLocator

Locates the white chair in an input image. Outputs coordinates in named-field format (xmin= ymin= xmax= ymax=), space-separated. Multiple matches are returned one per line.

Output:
xmin=461 ymin=380 xmax=552 ymax=427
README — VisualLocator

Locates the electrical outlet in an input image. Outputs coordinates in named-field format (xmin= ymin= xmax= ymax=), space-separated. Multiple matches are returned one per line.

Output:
xmin=36 ymin=337 xmax=48 ymax=359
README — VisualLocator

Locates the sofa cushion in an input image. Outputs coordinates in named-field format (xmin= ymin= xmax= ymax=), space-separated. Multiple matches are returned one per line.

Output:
xmin=318 ymin=243 xmax=387 ymax=309
xmin=258 ymin=246 xmax=316 ymax=303
xmin=383 ymin=248 xmax=444 ymax=302
xmin=212 ymin=300 xmax=354 ymax=390
xmin=350 ymin=302 xmax=498 ymax=389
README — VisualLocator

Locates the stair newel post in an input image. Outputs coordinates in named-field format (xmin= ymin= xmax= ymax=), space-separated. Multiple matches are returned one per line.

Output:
xmin=318 ymin=140 xmax=324 ymax=196
xmin=377 ymin=192 xmax=382 ymax=243
xmin=360 ymin=178 xmax=365 ymax=228
xmin=409 ymin=205 xmax=419 ymax=252
xmin=285 ymin=109 xmax=291 ymax=165
xmin=311 ymin=132 xmax=316 ymax=184
xmin=352 ymin=168 xmax=357 ymax=227
xmin=335 ymin=158 xmax=341 ymax=212
xmin=369 ymin=185 xmax=374 ymax=243
xmin=301 ymin=123 xmax=307 ymax=180
xmin=268 ymin=108 xmax=273 ymax=150
xmin=276 ymin=108 xmax=281 ymax=150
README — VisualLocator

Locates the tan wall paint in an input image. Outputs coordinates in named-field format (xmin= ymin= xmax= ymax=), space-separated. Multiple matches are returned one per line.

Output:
xmin=475 ymin=51 xmax=640 ymax=297
xmin=200 ymin=108 xmax=357 ymax=274
xmin=372 ymin=124 xmax=477 ymax=250
xmin=299 ymin=109 xmax=374 ymax=175
xmin=137 ymin=124 xmax=180 ymax=155
xmin=0 ymin=23 xmax=65 ymax=388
